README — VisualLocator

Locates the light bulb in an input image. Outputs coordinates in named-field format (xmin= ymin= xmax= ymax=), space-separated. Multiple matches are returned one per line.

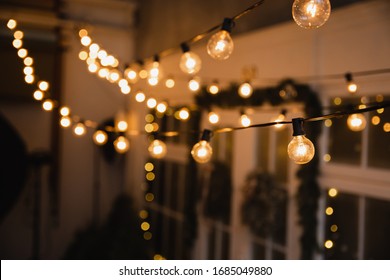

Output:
xmin=107 ymin=69 xmax=121 ymax=83
xmin=347 ymin=113 xmax=366 ymax=132
xmin=287 ymin=118 xmax=315 ymax=164
xmin=114 ymin=136 xmax=129 ymax=153
xmin=80 ymin=35 xmax=91 ymax=46
xmin=208 ymin=111 xmax=220 ymax=124
xmin=156 ymin=102 xmax=168 ymax=113
xmin=146 ymin=98 xmax=157 ymax=109
xmin=93 ymin=130 xmax=108 ymax=145
xmin=23 ymin=57 xmax=33 ymax=66
xmin=12 ymin=39 xmax=22 ymax=49
xmin=188 ymin=77 xmax=201 ymax=92
xmin=180 ymin=43 xmax=202 ymax=74
xmin=74 ymin=122 xmax=86 ymax=136
xmin=207 ymin=81 xmax=220 ymax=95
xmin=345 ymin=73 xmax=357 ymax=93
xmin=135 ymin=90 xmax=146 ymax=103
xmin=178 ymin=108 xmax=190 ymax=120
xmin=18 ymin=48 xmax=28 ymax=58
xmin=207 ymin=18 xmax=234 ymax=60
xmin=238 ymin=82 xmax=253 ymax=98
xmin=60 ymin=116 xmax=71 ymax=128
xmin=148 ymin=139 xmax=167 ymax=159
xmin=60 ymin=106 xmax=70 ymax=116
xmin=292 ymin=0 xmax=331 ymax=29
xmin=124 ymin=65 xmax=139 ymax=83
xmin=191 ymin=130 xmax=213 ymax=164
xmin=42 ymin=99 xmax=54 ymax=111
xmin=165 ymin=77 xmax=175 ymax=88
xmin=33 ymin=90 xmax=44 ymax=101
xmin=38 ymin=81 xmax=49 ymax=91
xmin=7 ymin=19 xmax=17 ymax=30
xmin=240 ymin=114 xmax=251 ymax=127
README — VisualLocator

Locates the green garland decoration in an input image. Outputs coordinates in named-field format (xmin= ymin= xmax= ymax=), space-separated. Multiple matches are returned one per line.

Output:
xmin=195 ymin=79 xmax=322 ymax=259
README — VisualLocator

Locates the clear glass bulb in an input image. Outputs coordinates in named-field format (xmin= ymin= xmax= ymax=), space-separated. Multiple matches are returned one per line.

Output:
xmin=93 ymin=130 xmax=108 ymax=145
xmin=191 ymin=140 xmax=213 ymax=163
xmin=292 ymin=0 xmax=331 ymax=29
xmin=287 ymin=135 xmax=315 ymax=164
xmin=114 ymin=136 xmax=129 ymax=153
xmin=347 ymin=113 xmax=366 ymax=132
xmin=238 ymin=82 xmax=253 ymax=98
xmin=180 ymin=51 xmax=202 ymax=74
xmin=148 ymin=139 xmax=167 ymax=159
xmin=207 ymin=30 xmax=234 ymax=60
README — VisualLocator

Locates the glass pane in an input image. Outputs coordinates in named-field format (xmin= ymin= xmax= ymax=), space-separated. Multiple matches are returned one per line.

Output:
xmin=325 ymin=191 xmax=359 ymax=259
xmin=257 ymin=127 xmax=269 ymax=172
xmin=328 ymin=116 xmax=362 ymax=165
xmin=368 ymin=97 xmax=390 ymax=169
xmin=364 ymin=197 xmax=390 ymax=259
xmin=275 ymin=128 xmax=289 ymax=183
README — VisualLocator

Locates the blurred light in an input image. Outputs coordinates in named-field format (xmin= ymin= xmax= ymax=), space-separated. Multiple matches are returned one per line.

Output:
xmin=324 ymin=119 xmax=332 ymax=127
xmin=333 ymin=97 xmax=342 ymax=105
xmin=13 ymin=30 xmax=24 ymax=40
xmin=78 ymin=50 xmax=88 ymax=60
xmin=60 ymin=106 xmax=70 ymax=116
xmin=371 ymin=116 xmax=380 ymax=126
xmin=188 ymin=77 xmax=200 ymax=92
xmin=325 ymin=207 xmax=334 ymax=215
xmin=146 ymin=98 xmax=157 ymax=109
xmin=178 ymin=108 xmax=190 ymax=120
xmin=78 ymin=29 xmax=88 ymax=37
xmin=80 ymin=35 xmax=92 ymax=46
xmin=33 ymin=90 xmax=44 ymax=101
xmin=145 ymin=114 xmax=154 ymax=123
xmin=156 ymin=102 xmax=168 ymax=113
xmin=17 ymin=48 xmax=28 ymax=58
xmin=60 ymin=116 xmax=71 ymax=128
xmin=7 ymin=19 xmax=17 ymax=30
xmin=328 ymin=188 xmax=338 ymax=197
xmin=38 ymin=81 xmax=49 ymax=91
xmin=165 ymin=77 xmax=175 ymax=88
xmin=144 ymin=162 xmax=154 ymax=172
xmin=324 ymin=240 xmax=333 ymax=249
xmin=23 ymin=57 xmax=33 ymax=66
xmin=24 ymin=75 xmax=35 ymax=84
xmin=145 ymin=193 xmax=154 ymax=202
xmin=141 ymin=222 xmax=150 ymax=231
xmin=135 ymin=90 xmax=146 ymax=103
xmin=143 ymin=232 xmax=152 ymax=240
xmin=384 ymin=122 xmax=390 ymax=132
xmin=23 ymin=66 xmax=34 ymax=75
xmin=12 ymin=39 xmax=22 ymax=49
xmin=114 ymin=136 xmax=130 ymax=153
xmin=208 ymin=111 xmax=220 ymax=124
xmin=139 ymin=210 xmax=148 ymax=219
xmin=146 ymin=172 xmax=155 ymax=181
xmin=74 ymin=123 xmax=86 ymax=136
xmin=323 ymin=154 xmax=331 ymax=162
xmin=330 ymin=224 xmax=338 ymax=232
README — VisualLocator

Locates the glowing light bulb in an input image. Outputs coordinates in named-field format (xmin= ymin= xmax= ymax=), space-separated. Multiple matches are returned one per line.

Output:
xmin=42 ymin=99 xmax=54 ymax=111
xmin=93 ymin=130 xmax=108 ymax=145
xmin=178 ymin=108 xmax=190 ymax=120
xmin=60 ymin=116 xmax=71 ymax=128
xmin=25 ymin=75 xmax=34 ymax=84
xmin=148 ymin=139 xmax=167 ymax=159
xmin=120 ymin=85 xmax=131 ymax=95
xmin=74 ymin=122 xmax=86 ymax=136
xmin=107 ymin=69 xmax=120 ymax=83
xmin=191 ymin=130 xmax=213 ymax=164
xmin=156 ymin=102 xmax=168 ymax=113
xmin=347 ymin=113 xmax=366 ymax=132
xmin=238 ymin=82 xmax=253 ymax=98
xmin=114 ymin=136 xmax=129 ymax=153
xmin=135 ymin=90 xmax=146 ymax=103
xmin=23 ymin=57 xmax=33 ymax=66
xmin=124 ymin=65 xmax=139 ymax=83
xmin=292 ymin=0 xmax=331 ymax=29
xmin=146 ymin=98 xmax=157 ymax=109
xmin=7 ymin=19 xmax=17 ymax=30
xmin=180 ymin=43 xmax=201 ymax=74
xmin=240 ymin=114 xmax=251 ymax=127
xmin=188 ymin=77 xmax=200 ymax=92
xmin=207 ymin=81 xmax=220 ymax=95
xmin=165 ymin=76 xmax=175 ymax=88
xmin=38 ymin=81 xmax=49 ymax=91
xmin=18 ymin=48 xmax=28 ymax=58
xmin=207 ymin=18 xmax=234 ymax=60
xmin=287 ymin=118 xmax=315 ymax=164
xmin=98 ymin=68 xmax=109 ymax=79
xmin=208 ymin=111 xmax=220 ymax=124
xmin=345 ymin=73 xmax=357 ymax=93
xmin=60 ymin=106 xmax=70 ymax=116
xmin=33 ymin=90 xmax=44 ymax=101
xmin=80 ymin=35 xmax=91 ymax=46
xmin=23 ymin=66 xmax=34 ymax=75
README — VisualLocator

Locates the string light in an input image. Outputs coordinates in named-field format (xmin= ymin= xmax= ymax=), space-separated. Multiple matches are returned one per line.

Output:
xmin=178 ymin=108 xmax=190 ymax=121
xmin=7 ymin=19 xmax=17 ymax=30
xmin=207 ymin=18 xmax=234 ymax=60
xmin=93 ymin=130 xmax=108 ymax=145
xmin=347 ymin=113 xmax=366 ymax=132
xmin=60 ymin=116 xmax=72 ymax=128
xmin=42 ymin=99 xmax=54 ymax=111
xmin=156 ymin=102 xmax=168 ymax=113
xmin=74 ymin=122 xmax=87 ymax=136
xmin=208 ymin=111 xmax=220 ymax=124
xmin=207 ymin=80 xmax=220 ymax=95
xmin=188 ymin=77 xmax=201 ymax=92
xmin=114 ymin=135 xmax=130 ymax=153
xmin=148 ymin=139 xmax=168 ymax=159
xmin=238 ymin=82 xmax=253 ymax=98
xmin=191 ymin=129 xmax=213 ymax=163
xmin=287 ymin=118 xmax=315 ymax=164
xmin=135 ymin=90 xmax=146 ymax=102
xmin=240 ymin=112 xmax=251 ymax=127
xmin=345 ymin=72 xmax=358 ymax=93
xmin=124 ymin=64 xmax=139 ymax=83
xmin=38 ymin=81 xmax=49 ymax=91
xmin=292 ymin=0 xmax=331 ymax=29
xmin=146 ymin=98 xmax=157 ymax=109
xmin=179 ymin=43 xmax=201 ymax=74
xmin=17 ymin=48 xmax=28 ymax=58
xmin=165 ymin=76 xmax=175 ymax=88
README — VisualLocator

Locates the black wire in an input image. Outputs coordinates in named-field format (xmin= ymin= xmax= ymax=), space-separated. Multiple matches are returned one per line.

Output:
xmin=142 ymin=0 xmax=266 ymax=62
